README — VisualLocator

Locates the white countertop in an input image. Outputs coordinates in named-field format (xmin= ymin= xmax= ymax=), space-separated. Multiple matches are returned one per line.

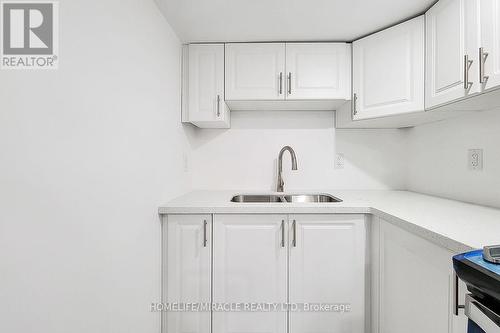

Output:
xmin=159 ymin=190 xmax=500 ymax=253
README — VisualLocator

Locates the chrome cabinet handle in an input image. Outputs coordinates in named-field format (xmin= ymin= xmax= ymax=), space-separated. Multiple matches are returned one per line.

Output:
xmin=292 ymin=220 xmax=296 ymax=247
xmin=353 ymin=93 xmax=358 ymax=117
xmin=464 ymin=55 xmax=473 ymax=90
xmin=479 ymin=47 xmax=489 ymax=84
xmin=203 ymin=219 xmax=208 ymax=247
xmin=281 ymin=220 xmax=285 ymax=248
xmin=216 ymin=95 xmax=221 ymax=117
xmin=279 ymin=72 xmax=283 ymax=95
xmin=287 ymin=72 xmax=292 ymax=95
xmin=453 ymin=272 xmax=465 ymax=316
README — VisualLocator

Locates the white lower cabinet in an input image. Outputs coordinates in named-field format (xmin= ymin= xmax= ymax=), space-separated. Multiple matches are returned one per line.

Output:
xmin=212 ymin=214 xmax=366 ymax=333
xmin=164 ymin=214 xmax=212 ymax=333
xmin=289 ymin=215 xmax=367 ymax=333
xmin=213 ymin=214 xmax=288 ymax=333
xmin=163 ymin=214 xmax=465 ymax=333
xmin=373 ymin=218 xmax=467 ymax=333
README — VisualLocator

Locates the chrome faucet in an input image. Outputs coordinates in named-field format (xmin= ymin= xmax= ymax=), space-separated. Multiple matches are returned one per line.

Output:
xmin=276 ymin=146 xmax=298 ymax=192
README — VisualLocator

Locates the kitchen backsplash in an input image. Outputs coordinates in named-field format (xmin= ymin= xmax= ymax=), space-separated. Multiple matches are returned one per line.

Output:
xmin=185 ymin=110 xmax=408 ymax=191
xmin=407 ymin=107 xmax=500 ymax=209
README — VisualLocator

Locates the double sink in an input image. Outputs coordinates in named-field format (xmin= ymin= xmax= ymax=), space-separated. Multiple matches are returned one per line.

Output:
xmin=231 ymin=194 xmax=342 ymax=203
xmin=231 ymin=146 xmax=342 ymax=204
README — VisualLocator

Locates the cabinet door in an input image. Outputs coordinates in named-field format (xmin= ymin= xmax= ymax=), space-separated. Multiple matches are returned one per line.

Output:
xmin=289 ymin=215 xmax=366 ymax=333
xmin=377 ymin=220 xmax=467 ymax=333
xmin=187 ymin=44 xmax=229 ymax=128
xmin=480 ymin=0 xmax=500 ymax=91
xmin=286 ymin=43 xmax=351 ymax=100
xmin=225 ymin=43 xmax=286 ymax=100
xmin=213 ymin=215 xmax=287 ymax=333
xmin=425 ymin=0 xmax=480 ymax=109
xmin=165 ymin=215 xmax=211 ymax=333
xmin=352 ymin=17 xmax=424 ymax=120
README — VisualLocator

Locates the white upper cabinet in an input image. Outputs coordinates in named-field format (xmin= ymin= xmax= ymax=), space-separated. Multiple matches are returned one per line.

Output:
xmin=425 ymin=0 xmax=481 ymax=109
xmin=289 ymin=215 xmax=366 ymax=333
xmin=165 ymin=215 xmax=212 ymax=333
xmin=225 ymin=42 xmax=351 ymax=110
xmin=480 ymin=0 xmax=500 ymax=91
xmin=225 ymin=43 xmax=286 ymax=101
xmin=183 ymin=44 xmax=230 ymax=128
xmin=352 ymin=16 xmax=424 ymax=120
xmin=286 ymin=43 xmax=351 ymax=100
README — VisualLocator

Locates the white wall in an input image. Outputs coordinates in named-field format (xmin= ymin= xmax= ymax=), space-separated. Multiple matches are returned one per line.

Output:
xmin=407 ymin=108 xmax=500 ymax=208
xmin=187 ymin=111 xmax=407 ymax=191
xmin=0 ymin=1 xmax=190 ymax=332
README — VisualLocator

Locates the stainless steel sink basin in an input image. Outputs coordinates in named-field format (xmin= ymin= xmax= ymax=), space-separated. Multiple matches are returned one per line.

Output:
xmin=230 ymin=194 xmax=342 ymax=203
xmin=283 ymin=194 xmax=342 ymax=203
xmin=231 ymin=194 xmax=285 ymax=203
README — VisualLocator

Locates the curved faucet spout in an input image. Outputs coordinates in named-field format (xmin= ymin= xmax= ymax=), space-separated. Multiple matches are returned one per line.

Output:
xmin=277 ymin=146 xmax=298 ymax=192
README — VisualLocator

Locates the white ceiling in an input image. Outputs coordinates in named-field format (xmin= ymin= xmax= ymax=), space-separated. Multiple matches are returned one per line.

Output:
xmin=156 ymin=0 xmax=437 ymax=43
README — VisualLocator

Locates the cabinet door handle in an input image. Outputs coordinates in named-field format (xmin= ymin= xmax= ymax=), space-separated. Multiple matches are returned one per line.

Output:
xmin=479 ymin=47 xmax=489 ymax=84
xmin=203 ymin=219 xmax=208 ymax=247
xmin=279 ymin=72 xmax=283 ymax=95
xmin=464 ymin=55 xmax=473 ymax=90
xmin=281 ymin=220 xmax=285 ymax=248
xmin=453 ymin=272 xmax=465 ymax=316
xmin=288 ymin=72 xmax=292 ymax=95
xmin=353 ymin=93 xmax=358 ymax=117
xmin=216 ymin=95 xmax=221 ymax=117
xmin=292 ymin=220 xmax=296 ymax=247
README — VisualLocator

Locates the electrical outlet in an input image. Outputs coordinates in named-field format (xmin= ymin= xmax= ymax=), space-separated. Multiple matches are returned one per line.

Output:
xmin=334 ymin=153 xmax=345 ymax=170
xmin=468 ymin=149 xmax=483 ymax=171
